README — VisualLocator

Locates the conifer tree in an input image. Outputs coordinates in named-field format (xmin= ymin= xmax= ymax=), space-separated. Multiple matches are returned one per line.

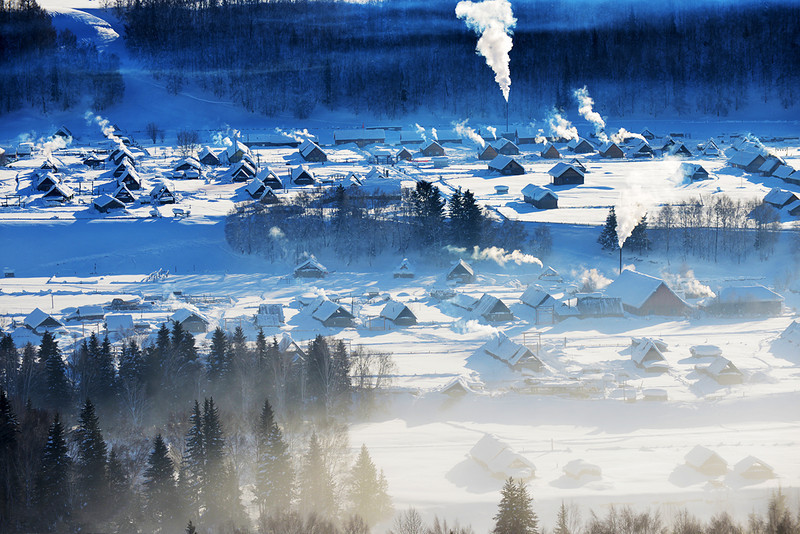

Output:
xmin=598 ymin=207 xmax=619 ymax=251
xmin=448 ymin=188 xmax=464 ymax=244
xmin=254 ymin=398 xmax=293 ymax=519
xmin=17 ymin=342 xmax=38 ymax=404
xmin=299 ymin=431 xmax=335 ymax=518
xmin=107 ymin=447 xmax=136 ymax=532
xmin=492 ymin=478 xmax=538 ymax=534
xmin=75 ymin=398 xmax=109 ymax=525
xmin=0 ymin=390 xmax=20 ymax=532
xmin=39 ymin=332 xmax=71 ymax=412
xmin=460 ymin=189 xmax=484 ymax=247
xmin=207 ymin=327 xmax=229 ymax=382
xmin=35 ymin=413 xmax=71 ymax=527
xmin=144 ymin=434 xmax=177 ymax=529
xmin=627 ymin=214 xmax=651 ymax=254
xmin=181 ymin=401 xmax=205 ymax=519
xmin=0 ymin=334 xmax=18 ymax=397
xmin=348 ymin=444 xmax=392 ymax=527
xmin=554 ymin=501 xmax=570 ymax=534
xmin=411 ymin=180 xmax=445 ymax=247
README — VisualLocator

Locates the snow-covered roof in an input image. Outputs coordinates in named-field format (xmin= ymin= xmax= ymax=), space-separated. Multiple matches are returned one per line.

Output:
xmin=704 ymin=356 xmax=742 ymax=378
xmin=295 ymin=255 xmax=327 ymax=273
xmin=718 ymin=285 xmax=782 ymax=304
xmin=450 ymin=293 xmax=479 ymax=310
xmin=563 ymin=459 xmax=601 ymax=479
xmin=539 ymin=266 xmax=561 ymax=280
xmin=394 ymin=257 xmax=414 ymax=275
xmin=779 ymin=320 xmax=800 ymax=344
xmin=470 ymin=434 xmax=508 ymax=466
xmin=520 ymin=285 xmax=556 ymax=308
xmin=422 ymin=139 xmax=443 ymax=151
xmin=685 ymin=445 xmax=727 ymax=471
xmin=278 ymin=332 xmax=304 ymax=355
xmin=567 ymin=137 xmax=591 ymax=149
xmin=43 ymin=183 xmax=74 ymax=200
xmin=773 ymin=165 xmax=796 ymax=180
xmin=105 ymin=313 xmax=134 ymax=331
xmin=690 ymin=344 xmax=722 ymax=358
xmin=226 ymin=139 xmax=249 ymax=158
xmin=488 ymin=154 xmax=516 ymax=170
xmin=400 ymin=130 xmax=424 ymax=143
xmin=449 ymin=259 xmax=474 ymax=277
xmin=605 ymin=269 xmax=665 ymax=310
xmin=674 ymin=162 xmax=708 ymax=180
xmin=439 ymin=376 xmax=473 ymax=396
xmin=93 ymin=194 xmax=124 ymax=210
xmin=470 ymin=434 xmax=535 ymax=480
xmin=170 ymin=308 xmax=208 ymax=325
xmin=733 ymin=456 xmax=774 ymax=478
xmin=599 ymin=142 xmax=623 ymax=154
xmin=473 ymin=293 xmax=511 ymax=319
xmin=24 ymin=307 xmax=63 ymax=330
xmin=728 ymin=150 xmax=764 ymax=167
xmin=763 ymin=188 xmax=797 ymax=207
xmin=630 ymin=338 xmax=666 ymax=366
xmin=380 ymin=300 xmax=414 ymax=322
xmin=522 ymin=184 xmax=558 ymax=201
xmin=311 ymin=298 xmax=352 ymax=322
xmin=150 ymin=180 xmax=175 ymax=197
xmin=198 ymin=146 xmax=218 ymax=160
xmin=245 ymin=178 xmax=264 ymax=197
xmin=481 ymin=332 xmax=540 ymax=368
xmin=291 ymin=165 xmax=315 ymax=180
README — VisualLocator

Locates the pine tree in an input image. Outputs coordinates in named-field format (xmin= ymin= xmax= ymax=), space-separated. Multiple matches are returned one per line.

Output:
xmin=0 ymin=334 xmax=18 ymax=397
xmin=39 ymin=331 xmax=71 ymax=411
xmin=598 ymin=207 xmax=619 ymax=251
xmin=181 ymin=401 xmax=205 ymax=519
xmin=492 ymin=478 xmax=538 ymax=534
xmin=627 ymin=214 xmax=651 ymax=254
xmin=17 ymin=342 xmax=38 ymax=404
xmin=348 ymin=444 xmax=392 ymax=527
xmin=299 ymin=431 xmax=335 ymax=518
xmin=254 ymin=398 xmax=293 ymax=519
xmin=207 ymin=327 xmax=229 ymax=382
xmin=554 ymin=501 xmax=570 ymax=534
xmin=35 ymin=413 xmax=71 ymax=527
xmin=144 ymin=434 xmax=177 ymax=529
xmin=411 ymin=180 xmax=445 ymax=247
xmin=75 ymin=398 xmax=109 ymax=525
xmin=0 ymin=390 xmax=20 ymax=532
xmin=201 ymin=397 xmax=226 ymax=522
xmin=448 ymin=188 xmax=464 ymax=244
xmin=460 ymin=189 xmax=484 ymax=247
xmin=107 ymin=447 xmax=136 ymax=532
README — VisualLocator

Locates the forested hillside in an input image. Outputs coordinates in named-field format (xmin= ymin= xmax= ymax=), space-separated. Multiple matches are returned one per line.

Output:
xmin=118 ymin=0 xmax=800 ymax=119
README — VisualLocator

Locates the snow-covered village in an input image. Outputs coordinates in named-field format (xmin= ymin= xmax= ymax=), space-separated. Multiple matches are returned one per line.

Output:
xmin=1 ymin=0 xmax=799 ymax=533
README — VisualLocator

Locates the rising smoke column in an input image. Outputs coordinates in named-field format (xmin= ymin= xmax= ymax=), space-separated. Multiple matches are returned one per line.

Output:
xmin=456 ymin=0 xmax=516 ymax=102
xmin=453 ymin=119 xmax=485 ymax=147
xmin=573 ymin=86 xmax=607 ymax=142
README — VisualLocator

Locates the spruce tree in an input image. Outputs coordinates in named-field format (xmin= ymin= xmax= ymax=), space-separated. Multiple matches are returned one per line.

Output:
xmin=0 ymin=334 xmax=18 ymax=397
xmin=181 ymin=401 xmax=205 ymax=519
xmin=207 ymin=327 xmax=229 ymax=382
xmin=460 ymin=189 xmax=484 ymax=247
xmin=627 ymin=214 xmax=651 ymax=254
xmin=411 ymin=180 xmax=445 ymax=248
xmin=107 ymin=447 xmax=135 ymax=532
xmin=144 ymin=434 xmax=177 ymax=528
xmin=598 ymin=207 xmax=619 ymax=251
xmin=75 ymin=398 xmax=109 ymax=525
xmin=201 ymin=397 xmax=226 ymax=523
xmin=492 ymin=478 xmax=538 ymax=534
xmin=448 ymin=188 xmax=464 ymax=244
xmin=35 ymin=413 xmax=71 ymax=527
xmin=348 ymin=444 xmax=392 ymax=527
xmin=17 ymin=342 xmax=39 ymax=404
xmin=299 ymin=431 xmax=335 ymax=518
xmin=0 ymin=390 xmax=20 ymax=532
xmin=39 ymin=332 xmax=71 ymax=411
xmin=554 ymin=501 xmax=570 ymax=534
xmin=119 ymin=339 xmax=144 ymax=386
xmin=254 ymin=398 xmax=293 ymax=519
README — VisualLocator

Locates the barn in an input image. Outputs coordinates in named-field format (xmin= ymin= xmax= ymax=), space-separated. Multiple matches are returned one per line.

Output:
xmin=478 ymin=144 xmax=499 ymax=161
xmin=396 ymin=147 xmax=414 ymax=161
xmin=291 ymin=165 xmax=316 ymax=185
xmin=299 ymin=139 xmax=327 ymax=162
xmin=93 ymin=194 xmax=125 ymax=213
xmin=773 ymin=165 xmax=796 ymax=181
xmin=174 ymin=156 xmax=203 ymax=174
xmin=685 ymin=445 xmax=727 ymax=476
xmin=446 ymin=259 xmax=474 ymax=284
xmin=421 ymin=140 xmax=445 ymax=157
xmin=548 ymin=162 xmax=585 ymax=185
xmin=198 ymin=146 xmax=220 ymax=166
xmin=640 ymin=127 xmax=656 ymax=140
xmin=170 ymin=309 xmax=209 ymax=333
xmin=759 ymin=156 xmax=784 ymax=177
xmin=733 ymin=456 xmax=774 ymax=480
xmin=599 ymin=142 xmax=625 ymax=158
xmin=495 ymin=138 xmax=520 ymax=155
xmin=605 ymin=269 xmax=690 ymax=316
xmin=540 ymin=143 xmax=561 ymax=159
xmin=43 ymin=183 xmax=74 ymax=202
xmin=473 ymin=294 xmax=514 ymax=322
xmin=515 ymin=127 xmax=539 ymax=145
xmin=488 ymin=155 xmax=524 ymax=175
xmin=112 ymin=183 xmax=136 ymax=203
xmin=480 ymin=332 xmax=543 ymax=372
xmin=575 ymin=295 xmax=624 ymax=317
xmin=259 ymin=186 xmax=279 ymax=204
xmin=380 ymin=301 xmax=417 ymax=326
xmin=714 ymin=285 xmax=783 ymax=316
xmin=334 ymin=129 xmax=385 ymax=147
xmin=568 ymin=158 xmax=587 ymax=173
xmin=728 ymin=151 xmax=767 ymax=173
xmin=669 ymin=142 xmax=693 ymax=157
xmin=763 ymin=188 xmax=798 ymax=209
xmin=674 ymin=163 xmax=710 ymax=182
xmin=66 ymin=305 xmax=105 ymax=322
xmin=400 ymin=130 xmax=425 ymax=145
xmin=567 ymin=137 xmax=595 ymax=154
xmin=294 ymin=256 xmax=328 ymax=278
xmin=310 ymin=298 xmax=354 ymax=328
xmin=109 ymin=146 xmax=136 ymax=166
xmin=701 ymin=138 xmax=722 ymax=156
xmin=112 ymin=159 xmax=136 ymax=178
xmin=521 ymin=184 xmax=558 ymax=209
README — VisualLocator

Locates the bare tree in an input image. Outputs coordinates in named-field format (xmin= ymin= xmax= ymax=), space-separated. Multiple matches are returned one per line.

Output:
xmin=146 ymin=122 xmax=160 ymax=144
xmin=390 ymin=508 xmax=426 ymax=534
xmin=177 ymin=129 xmax=200 ymax=157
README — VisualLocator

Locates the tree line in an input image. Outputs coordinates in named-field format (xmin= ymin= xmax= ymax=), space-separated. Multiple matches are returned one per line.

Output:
xmin=597 ymin=194 xmax=782 ymax=263
xmin=225 ymin=180 xmax=551 ymax=264
xmin=0 ymin=0 xmax=124 ymax=114
xmin=115 ymin=0 xmax=799 ymax=119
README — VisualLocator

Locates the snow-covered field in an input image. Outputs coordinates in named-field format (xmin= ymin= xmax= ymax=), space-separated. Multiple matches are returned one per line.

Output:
xmin=1 ymin=1 xmax=799 ymax=531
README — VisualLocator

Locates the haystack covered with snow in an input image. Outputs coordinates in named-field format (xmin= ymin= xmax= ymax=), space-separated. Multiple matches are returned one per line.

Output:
xmin=469 ymin=434 xmax=535 ymax=480
xmin=563 ymin=459 xmax=602 ymax=479
xmin=690 ymin=345 xmax=722 ymax=358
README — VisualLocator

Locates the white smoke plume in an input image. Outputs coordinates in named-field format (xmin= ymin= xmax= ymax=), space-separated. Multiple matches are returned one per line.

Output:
xmin=455 ymin=0 xmax=516 ymax=102
xmin=615 ymin=183 xmax=656 ymax=248
xmin=576 ymin=268 xmax=612 ymax=292
xmin=40 ymin=134 xmax=71 ymax=159
xmin=486 ymin=126 xmax=497 ymax=139
xmin=451 ymin=318 xmax=498 ymax=337
xmin=534 ymin=129 xmax=548 ymax=144
xmin=573 ymin=86 xmax=607 ymax=142
xmin=453 ymin=119 xmax=485 ymax=147
xmin=547 ymin=113 xmax=578 ymax=141
xmin=84 ymin=111 xmax=122 ymax=146
xmin=431 ymin=128 xmax=438 ymax=141
xmin=611 ymin=128 xmax=646 ymax=145
xmin=470 ymin=246 xmax=542 ymax=267
xmin=269 ymin=226 xmax=285 ymax=239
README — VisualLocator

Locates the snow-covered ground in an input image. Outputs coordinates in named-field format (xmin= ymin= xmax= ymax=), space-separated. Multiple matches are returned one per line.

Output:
xmin=1 ymin=1 xmax=799 ymax=531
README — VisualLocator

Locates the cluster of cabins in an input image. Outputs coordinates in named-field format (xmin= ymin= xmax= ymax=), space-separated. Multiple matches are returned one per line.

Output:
xmin=684 ymin=445 xmax=774 ymax=480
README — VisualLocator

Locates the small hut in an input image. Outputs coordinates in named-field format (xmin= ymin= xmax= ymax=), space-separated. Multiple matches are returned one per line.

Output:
xmin=473 ymin=294 xmax=513 ymax=322
xmin=548 ymin=162 xmax=584 ymax=185
xmin=170 ymin=309 xmax=209 ymax=333
xmin=488 ymin=155 xmax=524 ymax=175
xmin=478 ymin=144 xmax=499 ymax=161
xmin=540 ymin=143 xmax=561 ymax=159
xmin=421 ymin=140 xmax=445 ymax=157
xmin=447 ymin=259 xmax=474 ymax=284
xmin=685 ymin=446 xmax=727 ymax=476
xmin=567 ymin=137 xmax=594 ymax=154
xmin=380 ymin=301 xmax=417 ymax=326
xmin=294 ymin=256 xmax=328 ymax=278
xmin=521 ymin=184 xmax=558 ymax=209
xmin=299 ymin=139 xmax=328 ymax=162
xmin=93 ymin=194 xmax=125 ymax=213
xmin=393 ymin=258 xmax=415 ymax=278
xmin=291 ymin=165 xmax=316 ymax=185
xmin=599 ymin=142 xmax=625 ymax=158
xmin=495 ymin=138 xmax=520 ymax=155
